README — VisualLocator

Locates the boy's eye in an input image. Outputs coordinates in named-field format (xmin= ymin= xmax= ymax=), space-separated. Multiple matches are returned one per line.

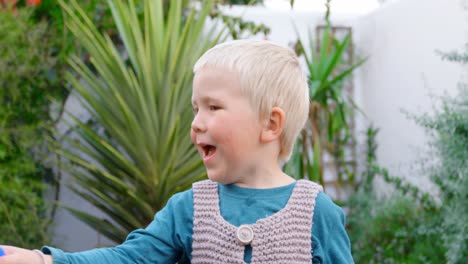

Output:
xmin=209 ymin=105 xmax=220 ymax=111
xmin=192 ymin=107 xmax=198 ymax=114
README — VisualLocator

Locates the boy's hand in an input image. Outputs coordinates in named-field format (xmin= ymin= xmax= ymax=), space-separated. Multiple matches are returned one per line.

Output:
xmin=0 ymin=246 xmax=53 ymax=264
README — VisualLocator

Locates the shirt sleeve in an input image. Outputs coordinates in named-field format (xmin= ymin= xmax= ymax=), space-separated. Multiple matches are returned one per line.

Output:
xmin=311 ymin=192 xmax=354 ymax=264
xmin=41 ymin=190 xmax=194 ymax=264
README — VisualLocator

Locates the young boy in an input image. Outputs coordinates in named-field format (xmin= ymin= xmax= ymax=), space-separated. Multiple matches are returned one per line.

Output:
xmin=0 ymin=40 xmax=354 ymax=263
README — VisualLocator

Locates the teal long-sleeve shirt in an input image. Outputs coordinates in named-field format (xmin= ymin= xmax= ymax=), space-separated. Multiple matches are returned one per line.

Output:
xmin=43 ymin=181 xmax=354 ymax=263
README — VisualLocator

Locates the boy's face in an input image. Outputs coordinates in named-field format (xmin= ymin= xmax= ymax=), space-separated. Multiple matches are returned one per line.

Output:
xmin=191 ymin=67 xmax=264 ymax=184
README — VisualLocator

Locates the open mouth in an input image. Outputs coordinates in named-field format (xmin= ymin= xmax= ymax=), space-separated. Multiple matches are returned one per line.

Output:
xmin=200 ymin=144 xmax=216 ymax=159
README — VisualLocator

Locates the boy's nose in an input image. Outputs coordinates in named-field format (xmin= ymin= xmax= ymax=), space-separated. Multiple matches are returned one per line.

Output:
xmin=191 ymin=114 xmax=206 ymax=133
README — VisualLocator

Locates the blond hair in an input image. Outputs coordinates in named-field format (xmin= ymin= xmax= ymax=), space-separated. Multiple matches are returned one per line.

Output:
xmin=193 ymin=39 xmax=309 ymax=163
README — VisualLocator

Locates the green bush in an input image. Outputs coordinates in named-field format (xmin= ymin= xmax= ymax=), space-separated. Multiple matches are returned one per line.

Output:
xmin=0 ymin=170 xmax=49 ymax=247
xmin=347 ymin=128 xmax=445 ymax=263
xmin=0 ymin=8 xmax=67 ymax=247
xmin=414 ymin=85 xmax=468 ymax=263
xmin=348 ymin=191 xmax=445 ymax=263
xmin=348 ymin=88 xmax=467 ymax=263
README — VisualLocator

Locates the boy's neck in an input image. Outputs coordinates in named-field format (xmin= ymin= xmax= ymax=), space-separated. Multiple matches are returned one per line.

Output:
xmin=231 ymin=162 xmax=295 ymax=189
xmin=229 ymin=140 xmax=294 ymax=189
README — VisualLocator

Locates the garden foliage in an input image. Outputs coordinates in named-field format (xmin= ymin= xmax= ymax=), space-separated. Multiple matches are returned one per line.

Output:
xmin=0 ymin=8 xmax=67 ymax=247
xmin=347 ymin=64 xmax=467 ymax=263
xmin=54 ymin=0 xmax=227 ymax=243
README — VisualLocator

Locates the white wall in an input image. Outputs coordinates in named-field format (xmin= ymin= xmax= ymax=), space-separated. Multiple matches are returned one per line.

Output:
xmin=351 ymin=0 xmax=467 ymax=187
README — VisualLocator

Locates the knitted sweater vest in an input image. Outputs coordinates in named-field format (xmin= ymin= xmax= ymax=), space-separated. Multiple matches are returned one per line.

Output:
xmin=191 ymin=180 xmax=323 ymax=264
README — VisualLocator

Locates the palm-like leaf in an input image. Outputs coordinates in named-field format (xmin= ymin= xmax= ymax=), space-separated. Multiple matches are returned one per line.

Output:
xmin=55 ymin=0 xmax=226 ymax=243
xmin=287 ymin=25 xmax=366 ymax=189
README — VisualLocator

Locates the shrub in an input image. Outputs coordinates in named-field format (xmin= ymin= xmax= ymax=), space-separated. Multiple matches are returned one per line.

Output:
xmin=347 ymin=127 xmax=445 ymax=263
xmin=414 ymin=85 xmax=468 ymax=263
xmin=0 ymin=8 xmax=67 ymax=247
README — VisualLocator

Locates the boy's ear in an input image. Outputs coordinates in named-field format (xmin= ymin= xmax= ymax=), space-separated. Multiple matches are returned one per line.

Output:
xmin=260 ymin=107 xmax=285 ymax=143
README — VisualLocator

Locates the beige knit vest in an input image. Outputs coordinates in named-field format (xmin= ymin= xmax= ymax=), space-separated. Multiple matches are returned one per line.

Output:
xmin=191 ymin=180 xmax=323 ymax=264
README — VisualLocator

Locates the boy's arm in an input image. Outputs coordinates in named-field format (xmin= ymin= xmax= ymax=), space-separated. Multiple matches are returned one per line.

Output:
xmin=312 ymin=192 xmax=354 ymax=264
xmin=41 ymin=190 xmax=194 ymax=264
xmin=0 ymin=190 xmax=194 ymax=264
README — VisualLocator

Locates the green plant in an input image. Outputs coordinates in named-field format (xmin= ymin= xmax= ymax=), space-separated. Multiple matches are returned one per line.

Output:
xmin=285 ymin=0 xmax=366 ymax=191
xmin=31 ymin=0 xmax=122 ymax=69
xmin=212 ymin=11 xmax=270 ymax=39
xmin=413 ymin=86 xmax=468 ymax=264
xmin=350 ymin=194 xmax=444 ymax=263
xmin=53 ymin=0 xmax=228 ymax=243
xmin=219 ymin=0 xmax=263 ymax=5
xmin=0 ymin=7 xmax=67 ymax=247
xmin=0 ymin=171 xmax=49 ymax=247
xmin=346 ymin=43 xmax=468 ymax=264
xmin=347 ymin=127 xmax=445 ymax=263
xmin=34 ymin=0 xmax=270 ymax=50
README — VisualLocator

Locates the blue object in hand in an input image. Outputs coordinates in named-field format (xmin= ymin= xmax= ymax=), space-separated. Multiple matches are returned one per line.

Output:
xmin=0 ymin=247 xmax=5 ymax=257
